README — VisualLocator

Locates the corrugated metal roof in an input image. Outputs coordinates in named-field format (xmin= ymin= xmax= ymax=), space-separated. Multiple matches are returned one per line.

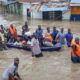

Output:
xmin=20 ymin=0 xmax=44 ymax=3
xmin=71 ymin=0 xmax=80 ymax=3
xmin=20 ymin=0 xmax=68 ymax=3
xmin=70 ymin=0 xmax=80 ymax=6
xmin=29 ymin=2 xmax=68 ymax=12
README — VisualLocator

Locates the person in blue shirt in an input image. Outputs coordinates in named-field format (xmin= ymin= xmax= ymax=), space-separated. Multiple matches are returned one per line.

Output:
xmin=65 ymin=28 xmax=73 ymax=47
xmin=36 ymin=25 xmax=43 ymax=37
xmin=51 ymin=27 xmax=58 ymax=44
xmin=36 ymin=25 xmax=43 ymax=46
xmin=52 ymin=27 xmax=58 ymax=40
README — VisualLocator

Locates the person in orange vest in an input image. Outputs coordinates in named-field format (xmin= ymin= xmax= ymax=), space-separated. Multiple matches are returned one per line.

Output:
xmin=43 ymin=27 xmax=53 ymax=42
xmin=9 ymin=24 xmax=17 ymax=42
xmin=70 ymin=37 xmax=80 ymax=63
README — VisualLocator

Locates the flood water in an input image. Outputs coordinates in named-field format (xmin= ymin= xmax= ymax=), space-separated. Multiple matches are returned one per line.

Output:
xmin=0 ymin=14 xmax=80 ymax=80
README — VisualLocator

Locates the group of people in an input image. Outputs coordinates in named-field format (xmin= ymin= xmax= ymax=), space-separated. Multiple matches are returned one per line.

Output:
xmin=0 ymin=22 xmax=73 ymax=58
xmin=7 ymin=22 xmax=74 ymax=57
xmin=1 ymin=21 xmax=80 ymax=80
xmin=2 ymin=38 xmax=80 ymax=80
xmin=21 ymin=22 xmax=73 ymax=47
xmin=35 ymin=25 xmax=73 ymax=47
xmin=0 ymin=21 xmax=80 ymax=63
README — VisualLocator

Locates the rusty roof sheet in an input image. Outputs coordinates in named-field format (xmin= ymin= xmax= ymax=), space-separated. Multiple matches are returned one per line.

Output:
xmin=20 ymin=0 xmax=68 ymax=3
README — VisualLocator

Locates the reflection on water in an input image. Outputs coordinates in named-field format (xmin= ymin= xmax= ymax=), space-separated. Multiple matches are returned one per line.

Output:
xmin=0 ymin=14 xmax=80 ymax=80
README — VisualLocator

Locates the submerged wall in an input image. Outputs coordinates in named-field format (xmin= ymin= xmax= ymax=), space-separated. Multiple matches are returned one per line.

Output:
xmin=6 ymin=3 xmax=22 ymax=15
xmin=22 ymin=3 xmax=31 ymax=16
xmin=31 ymin=11 xmax=42 ymax=19
xmin=62 ymin=10 xmax=70 ymax=20
xmin=70 ymin=6 xmax=80 ymax=21
xmin=22 ymin=3 xmax=70 ymax=20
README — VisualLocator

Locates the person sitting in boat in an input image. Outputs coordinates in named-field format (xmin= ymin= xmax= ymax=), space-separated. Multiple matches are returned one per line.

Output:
xmin=13 ymin=36 xmax=31 ymax=48
xmin=51 ymin=27 xmax=58 ymax=44
xmin=56 ymin=28 xmax=65 ymax=45
xmin=52 ymin=27 xmax=58 ymax=40
xmin=43 ymin=27 xmax=53 ymax=42
xmin=65 ymin=28 xmax=73 ymax=47
xmin=6 ymin=29 xmax=11 ymax=42
xmin=43 ymin=27 xmax=53 ymax=46
xmin=13 ymin=37 xmax=23 ymax=46
xmin=2 ymin=57 xmax=22 ymax=80
xmin=22 ymin=21 xmax=29 ymax=35
xmin=70 ymin=37 xmax=80 ymax=63
xmin=35 ymin=25 xmax=43 ymax=46
xmin=9 ymin=24 xmax=17 ymax=42
xmin=22 ymin=36 xmax=33 ymax=49
xmin=36 ymin=25 xmax=43 ymax=37
xmin=31 ymin=33 xmax=43 ymax=58
xmin=24 ymin=28 xmax=32 ymax=41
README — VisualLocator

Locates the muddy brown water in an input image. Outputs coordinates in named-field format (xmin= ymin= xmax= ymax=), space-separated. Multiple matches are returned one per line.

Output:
xmin=0 ymin=14 xmax=80 ymax=80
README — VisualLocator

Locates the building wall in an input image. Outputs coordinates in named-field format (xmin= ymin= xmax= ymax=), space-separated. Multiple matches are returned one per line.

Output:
xmin=22 ymin=3 xmax=69 ymax=20
xmin=2 ymin=0 xmax=6 ymax=2
xmin=71 ymin=6 xmax=80 ymax=14
xmin=62 ymin=10 xmax=70 ymax=20
xmin=70 ymin=6 xmax=80 ymax=21
xmin=22 ymin=3 xmax=31 ymax=16
xmin=31 ymin=11 xmax=42 ymax=19
xmin=1 ymin=0 xmax=19 ymax=5
xmin=2 ymin=0 xmax=7 ymax=4
xmin=22 ymin=3 xmax=43 ymax=19
xmin=6 ymin=3 xmax=22 ymax=15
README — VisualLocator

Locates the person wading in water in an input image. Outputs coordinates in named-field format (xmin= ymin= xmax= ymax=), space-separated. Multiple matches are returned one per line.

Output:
xmin=2 ymin=58 xmax=22 ymax=80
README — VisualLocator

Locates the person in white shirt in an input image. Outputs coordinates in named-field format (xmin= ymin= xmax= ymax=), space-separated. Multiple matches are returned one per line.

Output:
xmin=31 ymin=34 xmax=43 ymax=58
xmin=2 ymin=58 xmax=22 ymax=80
xmin=56 ymin=28 xmax=65 ymax=45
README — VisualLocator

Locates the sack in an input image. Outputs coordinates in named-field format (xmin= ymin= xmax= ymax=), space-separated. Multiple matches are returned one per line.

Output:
xmin=43 ymin=41 xmax=53 ymax=47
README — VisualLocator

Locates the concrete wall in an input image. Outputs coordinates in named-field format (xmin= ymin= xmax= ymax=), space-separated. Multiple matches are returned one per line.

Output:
xmin=62 ymin=10 xmax=70 ymax=20
xmin=31 ymin=11 xmax=42 ymax=19
xmin=2 ymin=0 xmax=7 ymax=5
xmin=22 ymin=3 xmax=70 ymax=20
xmin=2 ymin=0 xmax=18 ymax=5
xmin=22 ymin=3 xmax=42 ymax=19
xmin=22 ymin=3 xmax=31 ymax=16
